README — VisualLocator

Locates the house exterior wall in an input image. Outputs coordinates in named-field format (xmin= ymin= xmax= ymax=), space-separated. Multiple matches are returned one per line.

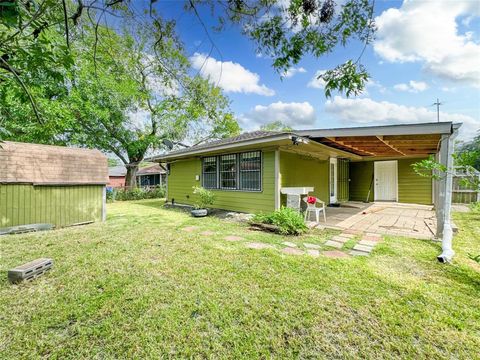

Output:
xmin=167 ymin=150 xmax=276 ymax=213
xmin=108 ymin=176 xmax=125 ymax=188
xmin=349 ymin=157 xmax=432 ymax=205
xmin=0 ymin=184 xmax=104 ymax=228
xmin=279 ymin=151 xmax=330 ymax=204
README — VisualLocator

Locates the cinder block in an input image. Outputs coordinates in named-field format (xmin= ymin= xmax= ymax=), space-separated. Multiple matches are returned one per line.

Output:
xmin=8 ymin=258 xmax=53 ymax=283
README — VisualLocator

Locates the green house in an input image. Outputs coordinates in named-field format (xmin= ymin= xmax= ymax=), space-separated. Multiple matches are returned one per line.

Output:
xmin=151 ymin=122 xmax=460 ymax=238
xmin=0 ymin=141 xmax=108 ymax=230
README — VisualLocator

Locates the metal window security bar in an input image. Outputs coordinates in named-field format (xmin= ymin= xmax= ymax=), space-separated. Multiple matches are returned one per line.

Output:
xmin=202 ymin=151 xmax=262 ymax=191
xmin=202 ymin=156 xmax=217 ymax=189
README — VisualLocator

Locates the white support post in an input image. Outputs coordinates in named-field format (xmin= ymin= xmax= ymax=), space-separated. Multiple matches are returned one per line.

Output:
xmin=102 ymin=186 xmax=107 ymax=222
xmin=274 ymin=150 xmax=280 ymax=210
xmin=437 ymin=129 xmax=458 ymax=263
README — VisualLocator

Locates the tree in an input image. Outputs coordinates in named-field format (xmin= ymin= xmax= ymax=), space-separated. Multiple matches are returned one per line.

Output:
xmin=260 ymin=120 xmax=293 ymax=132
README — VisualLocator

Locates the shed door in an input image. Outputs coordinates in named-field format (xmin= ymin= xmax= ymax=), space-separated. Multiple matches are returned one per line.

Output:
xmin=374 ymin=161 xmax=397 ymax=201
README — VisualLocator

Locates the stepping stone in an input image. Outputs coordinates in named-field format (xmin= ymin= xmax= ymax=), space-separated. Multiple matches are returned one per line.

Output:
xmin=331 ymin=235 xmax=349 ymax=243
xmin=362 ymin=235 xmax=382 ymax=242
xmin=306 ymin=221 xmax=320 ymax=229
xmin=349 ymin=250 xmax=369 ymax=256
xmin=343 ymin=229 xmax=363 ymax=235
xmin=338 ymin=233 xmax=356 ymax=239
xmin=306 ymin=249 xmax=320 ymax=257
xmin=325 ymin=240 xmax=343 ymax=249
xmin=200 ymin=231 xmax=215 ymax=236
xmin=282 ymin=241 xmax=297 ymax=248
xmin=323 ymin=250 xmax=350 ymax=258
xmin=225 ymin=235 xmax=245 ymax=242
xmin=303 ymin=243 xmax=321 ymax=249
xmin=182 ymin=226 xmax=198 ymax=232
xmin=366 ymin=232 xmax=382 ymax=238
xmin=352 ymin=244 xmax=373 ymax=253
xmin=282 ymin=247 xmax=304 ymax=255
xmin=246 ymin=242 xmax=274 ymax=250
xmin=358 ymin=240 xmax=378 ymax=247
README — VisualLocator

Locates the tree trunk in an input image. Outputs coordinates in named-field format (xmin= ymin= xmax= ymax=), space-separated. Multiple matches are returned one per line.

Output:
xmin=125 ymin=163 xmax=139 ymax=188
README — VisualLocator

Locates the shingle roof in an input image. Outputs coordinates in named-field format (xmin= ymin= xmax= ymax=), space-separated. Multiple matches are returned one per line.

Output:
xmin=0 ymin=141 xmax=108 ymax=185
xmin=161 ymin=131 xmax=287 ymax=157
xmin=137 ymin=163 xmax=165 ymax=175
xmin=108 ymin=165 xmax=127 ymax=177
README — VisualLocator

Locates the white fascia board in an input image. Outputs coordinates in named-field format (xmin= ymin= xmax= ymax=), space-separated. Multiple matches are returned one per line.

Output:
xmin=296 ymin=122 xmax=454 ymax=138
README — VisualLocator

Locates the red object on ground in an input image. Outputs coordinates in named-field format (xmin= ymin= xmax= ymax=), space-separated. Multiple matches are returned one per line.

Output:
xmin=307 ymin=196 xmax=317 ymax=204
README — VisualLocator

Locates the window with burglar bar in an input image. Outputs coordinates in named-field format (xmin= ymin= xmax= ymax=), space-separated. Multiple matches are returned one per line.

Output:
xmin=201 ymin=151 xmax=262 ymax=191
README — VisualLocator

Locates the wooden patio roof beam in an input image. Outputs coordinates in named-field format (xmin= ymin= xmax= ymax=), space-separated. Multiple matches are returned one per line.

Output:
xmin=376 ymin=136 xmax=406 ymax=156
xmin=326 ymin=137 xmax=376 ymax=156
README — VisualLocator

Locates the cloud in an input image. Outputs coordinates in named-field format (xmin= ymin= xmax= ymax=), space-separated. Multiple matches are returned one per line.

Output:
xmin=325 ymin=96 xmax=479 ymax=140
xmin=239 ymin=101 xmax=317 ymax=129
xmin=307 ymin=70 xmax=327 ymax=89
xmin=374 ymin=0 xmax=480 ymax=87
xmin=393 ymin=80 xmax=428 ymax=93
xmin=190 ymin=53 xmax=275 ymax=96
xmin=282 ymin=67 xmax=306 ymax=78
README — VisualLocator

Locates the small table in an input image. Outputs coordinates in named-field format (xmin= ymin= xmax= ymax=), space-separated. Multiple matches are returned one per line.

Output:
xmin=280 ymin=187 xmax=314 ymax=211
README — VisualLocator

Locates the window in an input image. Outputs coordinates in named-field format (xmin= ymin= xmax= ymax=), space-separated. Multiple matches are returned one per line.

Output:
xmin=220 ymin=154 xmax=237 ymax=189
xmin=202 ymin=156 xmax=217 ymax=189
xmin=202 ymin=151 xmax=262 ymax=191
xmin=240 ymin=151 xmax=261 ymax=191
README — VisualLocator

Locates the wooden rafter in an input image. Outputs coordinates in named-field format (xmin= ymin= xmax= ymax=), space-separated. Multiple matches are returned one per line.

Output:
xmin=376 ymin=136 xmax=406 ymax=156
xmin=326 ymin=137 xmax=377 ymax=156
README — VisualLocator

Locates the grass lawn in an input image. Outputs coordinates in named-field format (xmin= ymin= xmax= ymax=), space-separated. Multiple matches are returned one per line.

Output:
xmin=1 ymin=199 xmax=479 ymax=358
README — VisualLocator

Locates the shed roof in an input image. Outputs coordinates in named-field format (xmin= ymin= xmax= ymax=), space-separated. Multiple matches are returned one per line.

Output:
xmin=0 ymin=141 xmax=108 ymax=185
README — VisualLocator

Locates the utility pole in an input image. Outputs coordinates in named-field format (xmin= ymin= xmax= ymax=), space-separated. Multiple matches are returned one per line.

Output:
xmin=432 ymin=98 xmax=442 ymax=122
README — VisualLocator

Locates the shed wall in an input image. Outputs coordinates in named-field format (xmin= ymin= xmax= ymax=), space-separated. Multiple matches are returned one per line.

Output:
xmin=167 ymin=150 xmax=275 ymax=213
xmin=0 ymin=184 xmax=103 ymax=228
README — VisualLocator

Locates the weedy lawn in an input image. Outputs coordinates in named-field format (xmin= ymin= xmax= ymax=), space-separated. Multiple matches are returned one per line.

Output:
xmin=0 ymin=199 xmax=479 ymax=358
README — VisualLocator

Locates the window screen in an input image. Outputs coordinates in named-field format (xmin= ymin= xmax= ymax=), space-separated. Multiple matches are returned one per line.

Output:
xmin=202 ymin=156 xmax=217 ymax=189
xmin=240 ymin=151 xmax=261 ymax=191
xmin=220 ymin=154 xmax=237 ymax=189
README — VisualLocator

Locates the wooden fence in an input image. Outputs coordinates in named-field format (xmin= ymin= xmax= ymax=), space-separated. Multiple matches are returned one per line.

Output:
xmin=452 ymin=166 xmax=480 ymax=204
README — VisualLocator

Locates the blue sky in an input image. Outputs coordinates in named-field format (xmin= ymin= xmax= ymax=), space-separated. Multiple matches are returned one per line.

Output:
xmin=150 ymin=0 xmax=480 ymax=140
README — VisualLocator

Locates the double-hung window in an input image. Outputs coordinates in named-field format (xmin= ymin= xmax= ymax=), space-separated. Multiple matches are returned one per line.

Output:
xmin=202 ymin=151 xmax=262 ymax=191
xmin=202 ymin=156 xmax=217 ymax=189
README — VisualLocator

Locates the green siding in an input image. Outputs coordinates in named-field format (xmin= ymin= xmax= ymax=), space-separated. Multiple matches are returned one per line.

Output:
xmin=398 ymin=158 xmax=432 ymax=205
xmin=0 ymin=184 xmax=103 ymax=228
xmin=348 ymin=158 xmax=432 ymax=204
xmin=167 ymin=151 xmax=275 ymax=213
xmin=349 ymin=161 xmax=374 ymax=202
xmin=279 ymin=151 xmax=330 ymax=204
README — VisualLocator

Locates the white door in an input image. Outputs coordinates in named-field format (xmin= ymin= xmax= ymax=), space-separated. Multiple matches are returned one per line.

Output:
xmin=329 ymin=158 xmax=338 ymax=203
xmin=374 ymin=161 xmax=397 ymax=201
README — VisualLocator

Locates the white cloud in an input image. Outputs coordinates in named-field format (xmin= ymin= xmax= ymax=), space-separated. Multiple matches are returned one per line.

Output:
xmin=374 ymin=0 xmax=480 ymax=87
xmin=307 ymin=70 xmax=327 ymax=89
xmin=325 ymin=96 xmax=479 ymax=140
xmin=393 ymin=80 xmax=428 ymax=93
xmin=282 ymin=67 xmax=306 ymax=78
xmin=239 ymin=101 xmax=316 ymax=129
xmin=190 ymin=53 xmax=275 ymax=96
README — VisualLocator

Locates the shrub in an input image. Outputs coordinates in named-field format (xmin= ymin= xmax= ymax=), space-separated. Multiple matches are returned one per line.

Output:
xmin=192 ymin=186 xmax=215 ymax=209
xmin=252 ymin=206 xmax=308 ymax=235
xmin=109 ymin=186 xmax=166 ymax=202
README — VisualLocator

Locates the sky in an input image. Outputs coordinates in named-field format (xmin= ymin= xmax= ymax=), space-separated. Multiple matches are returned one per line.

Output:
xmin=149 ymin=0 xmax=480 ymax=141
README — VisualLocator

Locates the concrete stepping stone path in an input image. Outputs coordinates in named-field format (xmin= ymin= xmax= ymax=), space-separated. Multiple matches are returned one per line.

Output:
xmin=282 ymin=241 xmax=297 ymax=248
xmin=182 ymin=226 xmax=199 ymax=232
xmin=303 ymin=243 xmax=321 ymax=249
xmin=282 ymin=247 xmax=304 ymax=255
xmin=323 ymin=250 xmax=350 ymax=259
xmin=225 ymin=235 xmax=245 ymax=242
xmin=200 ymin=230 xmax=215 ymax=236
xmin=325 ymin=240 xmax=344 ymax=249
xmin=306 ymin=249 xmax=320 ymax=257
xmin=246 ymin=242 xmax=274 ymax=250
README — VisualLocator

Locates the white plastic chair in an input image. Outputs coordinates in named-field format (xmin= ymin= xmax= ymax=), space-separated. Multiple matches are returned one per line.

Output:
xmin=302 ymin=196 xmax=326 ymax=223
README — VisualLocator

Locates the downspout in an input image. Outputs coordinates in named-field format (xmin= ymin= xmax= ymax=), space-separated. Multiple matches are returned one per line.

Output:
xmin=437 ymin=126 xmax=459 ymax=263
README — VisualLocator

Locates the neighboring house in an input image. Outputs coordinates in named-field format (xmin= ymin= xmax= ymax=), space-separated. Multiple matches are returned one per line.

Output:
xmin=137 ymin=164 xmax=166 ymax=188
xmin=108 ymin=165 xmax=127 ymax=188
xmin=150 ymin=122 xmax=460 ymax=251
xmin=0 ymin=141 xmax=108 ymax=229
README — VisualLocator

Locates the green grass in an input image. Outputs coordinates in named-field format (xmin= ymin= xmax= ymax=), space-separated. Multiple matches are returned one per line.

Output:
xmin=1 ymin=199 xmax=479 ymax=358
